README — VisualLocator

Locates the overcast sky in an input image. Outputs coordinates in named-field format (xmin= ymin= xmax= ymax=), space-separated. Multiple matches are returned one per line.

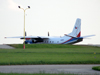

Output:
xmin=0 ymin=0 xmax=100 ymax=44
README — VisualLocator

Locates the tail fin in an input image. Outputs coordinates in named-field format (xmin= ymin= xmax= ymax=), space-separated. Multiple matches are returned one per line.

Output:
xmin=69 ymin=18 xmax=81 ymax=37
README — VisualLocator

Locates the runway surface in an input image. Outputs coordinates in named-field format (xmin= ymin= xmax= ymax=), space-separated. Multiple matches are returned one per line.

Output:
xmin=0 ymin=65 xmax=100 ymax=74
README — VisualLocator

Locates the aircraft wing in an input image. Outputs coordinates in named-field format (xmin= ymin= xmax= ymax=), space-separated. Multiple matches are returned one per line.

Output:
xmin=5 ymin=36 xmax=49 ymax=39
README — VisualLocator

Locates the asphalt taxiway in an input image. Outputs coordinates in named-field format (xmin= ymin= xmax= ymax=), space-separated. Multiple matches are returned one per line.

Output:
xmin=0 ymin=65 xmax=100 ymax=74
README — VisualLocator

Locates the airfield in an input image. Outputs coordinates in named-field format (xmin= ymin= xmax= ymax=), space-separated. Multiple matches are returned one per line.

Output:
xmin=0 ymin=44 xmax=100 ymax=75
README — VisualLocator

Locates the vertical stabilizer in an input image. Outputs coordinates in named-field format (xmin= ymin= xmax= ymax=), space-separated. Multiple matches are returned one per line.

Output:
xmin=69 ymin=18 xmax=81 ymax=37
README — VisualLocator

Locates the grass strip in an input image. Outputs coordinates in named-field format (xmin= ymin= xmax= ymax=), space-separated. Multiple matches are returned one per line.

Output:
xmin=92 ymin=66 xmax=100 ymax=71
xmin=0 ymin=61 xmax=100 ymax=65
xmin=8 ymin=44 xmax=98 ymax=48
xmin=0 ymin=47 xmax=100 ymax=65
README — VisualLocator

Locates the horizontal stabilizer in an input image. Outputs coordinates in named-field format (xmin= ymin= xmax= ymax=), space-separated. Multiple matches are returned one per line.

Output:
xmin=81 ymin=35 xmax=95 ymax=38
xmin=64 ymin=34 xmax=95 ymax=39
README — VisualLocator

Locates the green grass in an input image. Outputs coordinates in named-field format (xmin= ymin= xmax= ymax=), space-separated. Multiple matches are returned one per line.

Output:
xmin=92 ymin=66 xmax=100 ymax=71
xmin=8 ymin=44 xmax=98 ymax=48
xmin=0 ymin=44 xmax=100 ymax=65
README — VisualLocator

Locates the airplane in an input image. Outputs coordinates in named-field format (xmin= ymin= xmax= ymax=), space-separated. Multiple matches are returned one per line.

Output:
xmin=5 ymin=18 xmax=95 ymax=44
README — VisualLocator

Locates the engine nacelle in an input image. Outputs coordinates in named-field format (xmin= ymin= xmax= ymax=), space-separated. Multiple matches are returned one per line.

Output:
xmin=24 ymin=37 xmax=44 ymax=44
xmin=32 ymin=37 xmax=43 ymax=43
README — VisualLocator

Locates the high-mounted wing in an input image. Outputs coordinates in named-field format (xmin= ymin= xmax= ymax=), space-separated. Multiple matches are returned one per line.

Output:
xmin=5 ymin=36 xmax=49 ymax=39
xmin=5 ymin=36 xmax=49 ymax=44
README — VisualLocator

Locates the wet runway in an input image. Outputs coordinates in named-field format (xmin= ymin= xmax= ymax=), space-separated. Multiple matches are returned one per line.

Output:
xmin=0 ymin=65 xmax=100 ymax=74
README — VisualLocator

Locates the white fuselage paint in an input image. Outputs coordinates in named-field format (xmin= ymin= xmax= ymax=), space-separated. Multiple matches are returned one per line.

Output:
xmin=42 ymin=36 xmax=73 ymax=44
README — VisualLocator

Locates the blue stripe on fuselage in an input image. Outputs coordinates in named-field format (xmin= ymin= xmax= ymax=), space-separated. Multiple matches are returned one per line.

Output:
xmin=62 ymin=37 xmax=83 ymax=44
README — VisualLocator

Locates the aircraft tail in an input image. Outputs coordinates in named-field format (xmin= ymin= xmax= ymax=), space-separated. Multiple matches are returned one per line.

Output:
xmin=69 ymin=18 xmax=81 ymax=37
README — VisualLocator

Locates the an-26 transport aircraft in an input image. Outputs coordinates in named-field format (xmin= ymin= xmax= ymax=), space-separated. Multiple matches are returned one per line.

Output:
xmin=5 ymin=18 xmax=95 ymax=44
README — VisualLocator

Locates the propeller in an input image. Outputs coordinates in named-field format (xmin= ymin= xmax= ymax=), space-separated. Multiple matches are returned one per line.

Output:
xmin=25 ymin=31 xmax=27 ymax=36
xmin=48 ymin=32 xmax=50 ymax=36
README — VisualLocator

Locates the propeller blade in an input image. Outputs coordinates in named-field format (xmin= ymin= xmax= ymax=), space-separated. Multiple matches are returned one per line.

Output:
xmin=25 ymin=31 xmax=27 ymax=36
xmin=48 ymin=32 xmax=49 ymax=36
